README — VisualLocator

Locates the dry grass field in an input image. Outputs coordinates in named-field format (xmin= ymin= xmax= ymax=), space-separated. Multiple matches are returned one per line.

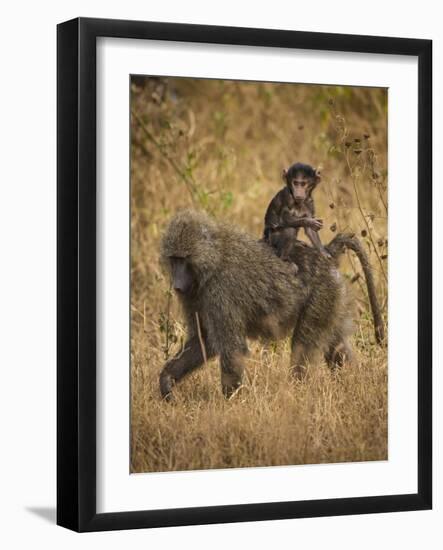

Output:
xmin=130 ymin=77 xmax=388 ymax=473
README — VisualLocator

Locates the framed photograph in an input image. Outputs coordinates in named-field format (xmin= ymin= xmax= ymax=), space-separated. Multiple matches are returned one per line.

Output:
xmin=57 ymin=17 xmax=432 ymax=532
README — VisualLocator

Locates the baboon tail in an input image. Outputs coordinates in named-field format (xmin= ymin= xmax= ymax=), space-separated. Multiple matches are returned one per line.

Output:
xmin=327 ymin=233 xmax=385 ymax=346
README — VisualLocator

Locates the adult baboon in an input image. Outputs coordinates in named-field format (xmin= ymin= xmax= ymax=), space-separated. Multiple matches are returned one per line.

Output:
xmin=159 ymin=209 xmax=359 ymax=400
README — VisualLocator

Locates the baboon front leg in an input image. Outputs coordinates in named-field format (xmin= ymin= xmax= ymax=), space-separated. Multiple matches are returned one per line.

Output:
xmin=159 ymin=336 xmax=214 ymax=400
xmin=220 ymin=351 xmax=246 ymax=399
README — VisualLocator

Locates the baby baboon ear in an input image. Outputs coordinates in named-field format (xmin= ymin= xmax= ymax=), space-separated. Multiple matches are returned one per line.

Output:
xmin=314 ymin=168 xmax=322 ymax=184
xmin=281 ymin=168 xmax=288 ymax=182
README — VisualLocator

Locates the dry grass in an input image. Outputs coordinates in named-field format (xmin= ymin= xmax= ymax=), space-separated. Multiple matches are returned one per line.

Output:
xmin=130 ymin=77 xmax=388 ymax=473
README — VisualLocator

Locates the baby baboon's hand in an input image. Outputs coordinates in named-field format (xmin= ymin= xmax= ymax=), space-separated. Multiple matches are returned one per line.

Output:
xmin=307 ymin=218 xmax=323 ymax=231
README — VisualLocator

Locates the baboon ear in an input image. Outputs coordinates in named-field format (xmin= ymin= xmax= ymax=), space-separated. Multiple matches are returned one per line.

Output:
xmin=282 ymin=168 xmax=288 ymax=182
xmin=314 ymin=168 xmax=322 ymax=184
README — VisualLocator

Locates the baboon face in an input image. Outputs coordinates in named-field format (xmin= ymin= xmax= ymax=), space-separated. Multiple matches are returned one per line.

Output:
xmin=161 ymin=209 xmax=221 ymax=293
xmin=169 ymin=256 xmax=196 ymax=295
xmin=282 ymin=163 xmax=320 ymax=204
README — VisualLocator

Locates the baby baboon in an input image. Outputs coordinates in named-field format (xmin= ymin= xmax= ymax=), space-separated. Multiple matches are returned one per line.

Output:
xmin=263 ymin=162 xmax=330 ymax=274
xmin=159 ymin=209 xmax=356 ymax=400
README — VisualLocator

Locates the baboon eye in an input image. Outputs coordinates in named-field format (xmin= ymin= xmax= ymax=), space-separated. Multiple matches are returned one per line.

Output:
xmin=170 ymin=255 xmax=191 ymax=266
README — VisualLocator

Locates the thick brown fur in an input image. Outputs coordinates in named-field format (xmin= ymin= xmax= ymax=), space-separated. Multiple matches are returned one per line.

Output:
xmin=159 ymin=209 xmax=355 ymax=400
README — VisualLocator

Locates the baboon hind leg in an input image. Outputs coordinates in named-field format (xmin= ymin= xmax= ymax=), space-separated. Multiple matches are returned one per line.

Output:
xmin=290 ymin=340 xmax=319 ymax=381
xmin=159 ymin=336 xmax=215 ymax=400
xmin=220 ymin=351 xmax=246 ymax=398
xmin=324 ymin=338 xmax=354 ymax=371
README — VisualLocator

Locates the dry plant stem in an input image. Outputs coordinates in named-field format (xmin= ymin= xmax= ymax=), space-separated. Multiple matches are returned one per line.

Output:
xmin=195 ymin=312 xmax=208 ymax=366
xmin=131 ymin=109 xmax=198 ymax=203
xmin=345 ymin=150 xmax=388 ymax=284
xmin=131 ymin=304 xmax=144 ymax=319
xmin=365 ymin=147 xmax=388 ymax=215
xmin=377 ymin=183 xmax=388 ymax=215
xmin=163 ymin=285 xmax=172 ymax=360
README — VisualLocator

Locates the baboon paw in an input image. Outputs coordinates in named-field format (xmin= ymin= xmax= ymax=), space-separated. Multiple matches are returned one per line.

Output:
xmin=161 ymin=390 xmax=175 ymax=403
xmin=292 ymin=366 xmax=308 ymax=382
xmin=159 ymin=373 xmax=174 ymax=401
xmin=222 ymin=384 xmax=243 ymax=400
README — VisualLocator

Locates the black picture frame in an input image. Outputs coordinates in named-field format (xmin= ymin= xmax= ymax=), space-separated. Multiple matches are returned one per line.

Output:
xmin=57 ymin=17 xmax=432 ymax=532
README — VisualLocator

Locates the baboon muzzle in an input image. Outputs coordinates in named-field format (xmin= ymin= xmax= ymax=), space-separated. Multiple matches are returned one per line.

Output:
xmin=171 ymin=259 xmax=194 ymax=295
